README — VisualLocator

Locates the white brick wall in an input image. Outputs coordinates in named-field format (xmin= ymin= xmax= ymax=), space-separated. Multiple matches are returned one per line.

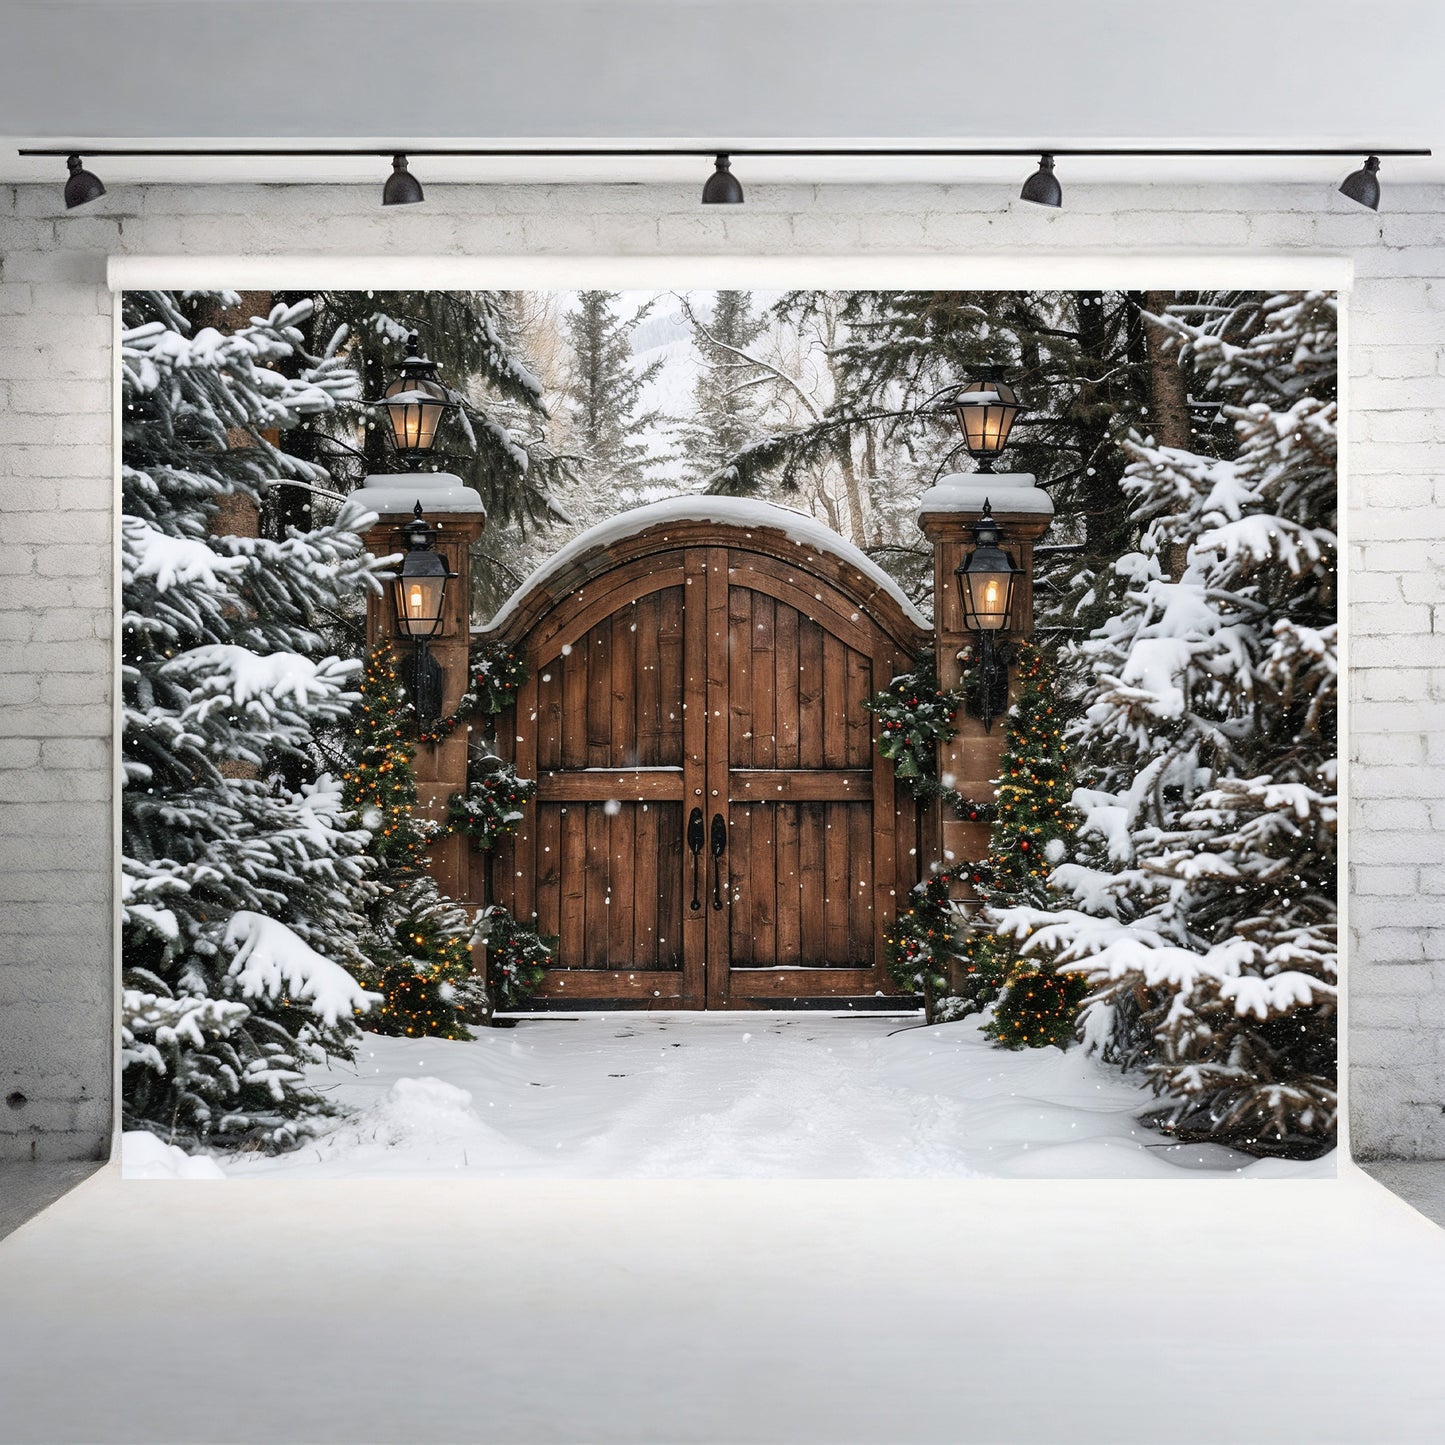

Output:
xmin=0 ymin=179 xmax=1435 ymax=1160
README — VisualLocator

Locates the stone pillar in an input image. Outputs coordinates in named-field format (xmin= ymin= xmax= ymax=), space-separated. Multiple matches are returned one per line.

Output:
xmin=916 ymin=472 xmax=1054 ymax=924
xmin=348 ymin=472 xmax=488 ymax=902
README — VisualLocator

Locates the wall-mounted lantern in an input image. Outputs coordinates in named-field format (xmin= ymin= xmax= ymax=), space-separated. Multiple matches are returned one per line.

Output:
xmin=393 ymin=503 xmax=456 ymax=720
xmin=953 ymin=503 xmax=1022 ymax=731
xmin=377 ymin=334 xmax=457 ymax=461
xmin=952 ymin=371 xmax=1023 ymax=474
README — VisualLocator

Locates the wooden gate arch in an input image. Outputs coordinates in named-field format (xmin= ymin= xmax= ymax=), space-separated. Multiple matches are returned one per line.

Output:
xmin=475 ymin=499 xmax=933 ymax=1010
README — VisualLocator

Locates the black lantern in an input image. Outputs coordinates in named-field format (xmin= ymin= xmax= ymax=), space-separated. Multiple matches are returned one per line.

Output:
xmin=378 ymin=335 xmax=457 ymax=459
xmin=953 ymin=504 xmax=1023 ymax=731
xmin=392 ymin=503 xmax=456 ymax=720
xmin=952 ymin=372 xmax=1023 ymax=473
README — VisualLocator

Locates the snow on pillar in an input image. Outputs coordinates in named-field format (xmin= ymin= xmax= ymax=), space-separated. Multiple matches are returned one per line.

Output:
xmin=345 ymin=472 xmax=487 ymax=901
xmin=916 ymin=472 xmax=1053 ymax=927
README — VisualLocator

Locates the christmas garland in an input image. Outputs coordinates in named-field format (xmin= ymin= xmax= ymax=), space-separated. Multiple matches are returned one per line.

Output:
xmin=480 ymin=906 xmax=553 ymax=1011
xmin=863 ymin=655 xmax=960 ymax=798
xmin=446 ymin=764 xmax=537 ymax=850
xmin=413 ymin=639 xmax=530 ymax=746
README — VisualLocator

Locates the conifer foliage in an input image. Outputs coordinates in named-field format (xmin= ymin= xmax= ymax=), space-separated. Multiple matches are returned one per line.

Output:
xmin=996 ymin=292 xmax=1339 ymax=1156
xmin=120 ymin=290 xmax=382 ymax=1151
xmin=342 ymin=644 xmax=480 ymax=1040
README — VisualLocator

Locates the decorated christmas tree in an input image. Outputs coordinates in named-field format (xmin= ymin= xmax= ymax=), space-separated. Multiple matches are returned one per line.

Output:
xmin=979 ymin=643 xmax=1087 ymax=1049
xmin=342 ymin=643 xmax=479 ymax=1039
xmin=120 ymin=290 xmax=382 ymax=1151
xmin=994 ymin=292 xmax=1338 ymax=1157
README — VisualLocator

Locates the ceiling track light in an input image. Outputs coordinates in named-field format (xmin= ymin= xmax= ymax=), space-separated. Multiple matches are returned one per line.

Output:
xmin=1339 ymin=154 xmax=1382 ymax=210
xmin=382 ymin=153 xmax=424 ymax=206
xmin=701 ymin=153 xmax=745 ymax=204
xmin=1019 ymin=153 xmax=1062 ymax=208
xmin=63 ymin=153 xmax=105 ymax=208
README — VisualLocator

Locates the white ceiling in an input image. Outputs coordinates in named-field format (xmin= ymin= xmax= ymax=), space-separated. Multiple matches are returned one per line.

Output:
xmin=0 ymin=0 xmax=1441 ymax=186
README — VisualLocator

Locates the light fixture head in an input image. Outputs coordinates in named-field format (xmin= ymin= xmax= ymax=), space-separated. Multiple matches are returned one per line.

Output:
xmin=392 ymin=501 xmax=455 ymax=640
xmin=1339 ymin=154 xmax=1381 ymax=210
xmin=702 ymin=153 xmax=745 ymax=205
xmin=954 ymin=503 xmax=1022 ymax=634
xmin=952 ymin=371 xmax=1023 ymax=472
xmin=383 ymin=153 xmax=425 ymax=206
xmin=1020 ymin=153 xmax=1062 ymax=208
xmin=378 ymin=333 xmax=456 ymax=455
xmin=63 ymin=154 xmax=105 ymax=209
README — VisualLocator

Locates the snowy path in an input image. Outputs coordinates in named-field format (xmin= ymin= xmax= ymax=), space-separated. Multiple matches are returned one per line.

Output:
xmin=129 ymin=1014 xmax=1332 ymax=1180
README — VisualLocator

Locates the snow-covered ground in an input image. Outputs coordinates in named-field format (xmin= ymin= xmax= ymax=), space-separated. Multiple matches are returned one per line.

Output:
xmin=123 ymin=1014 xmax=1334 ymax=1180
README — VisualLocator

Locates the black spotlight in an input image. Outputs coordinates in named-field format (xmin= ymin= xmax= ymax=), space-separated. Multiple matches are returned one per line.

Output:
xmin=383 ymin=153 xmax=425 ymax=206
xmin=1339 ymin=155 xmax=1382 ymax=210
xmin=702 ymin=153 xmax=745 ymax=205
xmin=1020 ymin=153 xmax=1062 ymax=208
xmin=63 ymin=154 xmax=105 ymax=209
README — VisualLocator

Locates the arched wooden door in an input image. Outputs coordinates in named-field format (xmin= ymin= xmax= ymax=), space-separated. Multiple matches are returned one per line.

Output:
xmin=479 ymin=508 xmax=931 ymax=1009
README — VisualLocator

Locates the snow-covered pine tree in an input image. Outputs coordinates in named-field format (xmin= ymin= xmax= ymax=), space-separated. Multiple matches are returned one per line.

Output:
xmin=560 ymin=291 xmax=664 ymax=504
xmin=121 ymin=290 xmax=383 ymax=1151
xmin=996 ymin=291 xmax=1338 ymax=1157
xmin=680 ymin=290 xmax=768 ymax=489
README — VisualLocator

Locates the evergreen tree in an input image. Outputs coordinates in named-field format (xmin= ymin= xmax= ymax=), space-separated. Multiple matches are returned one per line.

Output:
xmin=975 ymin=644 xmax=1086 ymax=1049
xmin=561 ymin=291 xmax=664 ymax=502
xmin=995 ymin=292 xmax=1338 ymax=1157
xmin=341 ymin=644 xmax=481 ymax=1040
xmin=120 ymin=291 xmax=381 ymax=1151
xmin=681 ymin=290 xmax=768 ymax=488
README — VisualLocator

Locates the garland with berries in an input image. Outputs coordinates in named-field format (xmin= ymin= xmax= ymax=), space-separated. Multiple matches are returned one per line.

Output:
xmin=412 ymin=639 xmax=530 ymax=746
xmin=480 ymin=906 xmax=553 ymax=1011
xmin=864 ymin=654 xmax=959 ymax=797
xmin=446 ymin=763 xmax=538 ymax=850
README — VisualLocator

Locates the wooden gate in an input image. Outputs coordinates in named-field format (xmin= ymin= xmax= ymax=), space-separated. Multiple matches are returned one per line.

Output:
xmin=478 ymin=505 xmax=932 ymax=1009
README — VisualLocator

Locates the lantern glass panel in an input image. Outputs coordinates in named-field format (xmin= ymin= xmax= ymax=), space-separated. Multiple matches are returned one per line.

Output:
xmin=953 ymin=378 xmax=1022 ymax=459
xmin=383 ymin=375 xmax=449 ymax=452
xmin=393 ymin=572 xmax=447 ymax=638
xmin=960 ymin=566 xmax=1015 ymax=631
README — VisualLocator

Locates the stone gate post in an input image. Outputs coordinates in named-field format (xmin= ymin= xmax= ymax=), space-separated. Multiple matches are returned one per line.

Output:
xmin=916 ymin=472 xmax=1054 ymax=936
xmin=347 ymin=471 xmax=487 ymax=901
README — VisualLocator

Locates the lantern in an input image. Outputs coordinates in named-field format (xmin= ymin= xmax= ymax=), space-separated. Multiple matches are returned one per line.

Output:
xmin=392 ymin=504 xmax=456 ymax=720
xmin=952 ymin=372 xmax=1023 ymax=473
xmin=953 ymin=505 xmax=1022 ymax=731
xmin=379 ymin=334 xmax=456 ymax=457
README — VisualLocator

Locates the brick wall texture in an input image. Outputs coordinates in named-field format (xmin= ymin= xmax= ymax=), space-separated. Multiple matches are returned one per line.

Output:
xmin=0 ymin=180 xmax=1430 ymax=1160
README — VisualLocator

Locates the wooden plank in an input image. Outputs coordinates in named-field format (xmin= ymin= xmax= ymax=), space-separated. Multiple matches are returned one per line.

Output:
xmin=821 ymin=633 xmax=847 ymax=769
xmin=526 ymin=557 xmax=687 ymax=661
xmin=635 ymin=591 xmax=662 ymax=767
xmin=774 ymin=600 xmax=800 ymax=770
xmin=561 ymin=630 xmax=588 ymax=770
xmin=750 ymin=798 xmax=776 ymax=968
xmin=608 ymin=801 xmax=636 ymax=971
xmin=654 ymin=802 xmax=683 ymax=971
xmin=721 ymin=967 xmax=877 ymax=1000
xmin=657 ymin=584 xmax=685 ymax=767
xmin=534 ymin=803 xmax=562 ymax=947
xmin=751 ymin=591 xmax=776 ymax=768
xmin=848 ymin=801 xmax=872 ymax=966
xmin=537 ymin=770 xmax=685 ymax=802
xmin=728 ymin=806 xmax=752 ymax=966
xmin=776 ymin=802 xmax=802 ymax=968
xmin=871 ymin=642 xmax=901 ymax=993
xmin=536 ymin=969 xmax=687 ymax=1002
xmin=798 ymin=802 xmax=826 ymax=967
xmin=557 ymin=803 xmax=586 ymax=968
xmin=729 ymin=551 xmax=883 ymax=658
xmin=729 ymin=769 xmax=872 ymax=802
xmin=728 ymin=583 xmax=753 ymax=769
xmin=584 ymin=801 xmax=609 ymax=967
xmin=845 ymin=647 xmax=873 ymax=769
xmin=612 ymin=597 xmax=638 ymax=768
xmin=823 ymin=799 xmax=849 ymax=965
xmin=797 ymin=617 xmax=824 ymax=772
xmin=537 ymin=660 xmax=562 ymax=771
xmin=586 ymin=615 xmax=612 ymax=769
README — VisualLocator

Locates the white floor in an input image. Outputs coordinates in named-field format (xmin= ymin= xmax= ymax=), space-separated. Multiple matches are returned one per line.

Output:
xmin=1 ymin=1158 xmax=1442 ymax=1443
xmin=123 ymin=1014 xmax=1334 ymax=1181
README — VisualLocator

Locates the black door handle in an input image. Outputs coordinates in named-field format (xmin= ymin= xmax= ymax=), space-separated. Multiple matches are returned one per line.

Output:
xmin=687 ymin=807 xmax=705 ymax=912
xmin=710 ymin=812 xmax=726 ymax=911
